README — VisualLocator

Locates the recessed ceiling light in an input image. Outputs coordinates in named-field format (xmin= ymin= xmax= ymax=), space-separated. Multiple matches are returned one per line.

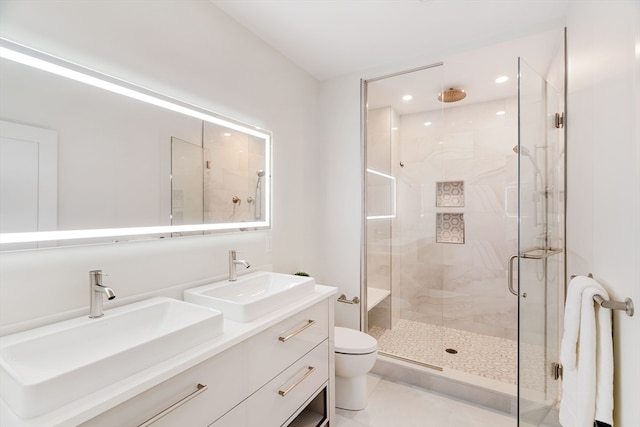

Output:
xmin=402 ymin=95 xmax=413 ymax=101
xmin=496 ymin=111 xmax=506 ymax=116
xmin=495 ymin=76 xmax=509 ymax=83
xmin=223 ymin=132 xmax=232 ymax=136
xmin=424 ymin=122 xmax=432 ymax=126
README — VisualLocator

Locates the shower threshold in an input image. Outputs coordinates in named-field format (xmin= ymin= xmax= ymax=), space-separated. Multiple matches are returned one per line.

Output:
xmin=377 ymin=351 xmax=443 ymax=371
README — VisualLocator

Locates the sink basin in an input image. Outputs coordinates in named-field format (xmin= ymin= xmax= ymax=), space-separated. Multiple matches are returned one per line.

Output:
xmin=184 ymin=272 xmax=315 ymax=322
xmin=0 ymin=297 xmax=223 ymax=418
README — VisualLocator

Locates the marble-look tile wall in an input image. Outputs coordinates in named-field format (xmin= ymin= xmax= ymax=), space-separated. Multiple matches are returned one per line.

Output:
xmin=366 ymin=107 xmax=399 ymax=330
xmin=396 ymin=98 xmax=519 ymax=340
xmin=204 ymin=122 xmax=265 ymax=223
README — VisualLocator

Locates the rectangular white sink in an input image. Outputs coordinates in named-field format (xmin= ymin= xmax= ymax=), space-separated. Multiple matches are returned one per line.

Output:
xmin=184 ymin=272 xmax=315 ymax=322
xmin=0 ymin=297 xmax=223 ymax=419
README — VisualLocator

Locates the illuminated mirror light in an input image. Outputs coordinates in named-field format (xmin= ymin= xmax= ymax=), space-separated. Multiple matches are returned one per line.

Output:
xmin=0 ymin=38 xmax=272 ymax=246
xmin=0 ymin=222 xmax=269 ymax=244
xmin=0 ymin=44 xmax=268 ymax=138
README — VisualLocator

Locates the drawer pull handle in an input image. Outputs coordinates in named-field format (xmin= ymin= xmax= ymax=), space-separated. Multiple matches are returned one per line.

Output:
xmin=278 ymin=319 xmax=315 ymax=342
xmin=278 ymin=366 xmax=316 ymax=397
xmin=138 ymin=383 xmax=208 ymax=427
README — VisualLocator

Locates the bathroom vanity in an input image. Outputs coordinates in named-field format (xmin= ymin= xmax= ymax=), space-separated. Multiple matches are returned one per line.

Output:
xmin=0 ymin=283 xmax=337 ymax=427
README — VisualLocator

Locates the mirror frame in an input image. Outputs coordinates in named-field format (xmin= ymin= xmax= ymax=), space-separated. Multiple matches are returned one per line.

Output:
xmin=0 ymin=38 xmax=271 ymax=247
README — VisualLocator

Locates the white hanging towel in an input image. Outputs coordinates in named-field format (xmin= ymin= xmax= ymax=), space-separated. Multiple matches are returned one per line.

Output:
xmin=559 ymin=275 xmax=614 ymax=427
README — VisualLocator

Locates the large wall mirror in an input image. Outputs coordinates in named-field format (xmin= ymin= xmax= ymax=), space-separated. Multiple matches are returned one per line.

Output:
xmin=0 ymin=38 xmax=271 ymax=251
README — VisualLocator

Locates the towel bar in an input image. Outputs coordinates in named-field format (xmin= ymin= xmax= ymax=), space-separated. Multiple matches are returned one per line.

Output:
xmin=571 ymin=274 xmax=635 ymax=317
xmin=593 ymin=294 xmax=634 ymax=317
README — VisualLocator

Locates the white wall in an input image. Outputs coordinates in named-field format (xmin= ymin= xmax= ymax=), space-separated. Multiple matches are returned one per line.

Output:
xmin=308 ymin=76 xmax=363 ymax=329
xmin=566 ymin=2 xmax=640 ymax=425
xmin=0 ymin=1 xmax=318 ymax=331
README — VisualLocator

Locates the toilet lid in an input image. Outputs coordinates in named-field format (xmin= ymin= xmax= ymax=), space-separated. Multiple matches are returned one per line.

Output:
xmin=334 ymin=327 xmax=378 ymax=354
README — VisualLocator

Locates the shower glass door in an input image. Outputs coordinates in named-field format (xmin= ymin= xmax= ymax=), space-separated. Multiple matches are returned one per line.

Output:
xmin=517 ymin=57 xmax=564 ymax=426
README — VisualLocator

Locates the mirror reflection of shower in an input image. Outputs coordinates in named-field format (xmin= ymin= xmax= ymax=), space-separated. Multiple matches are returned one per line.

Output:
xmin=254 ymin=169 xmax=265 ymax=220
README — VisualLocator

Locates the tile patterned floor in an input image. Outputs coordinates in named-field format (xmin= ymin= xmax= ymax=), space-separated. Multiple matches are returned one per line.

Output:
xmin=369 ymin=319 xmax=545 ymax=392
xmin=335 ymin=374 xmax=516 ymax=427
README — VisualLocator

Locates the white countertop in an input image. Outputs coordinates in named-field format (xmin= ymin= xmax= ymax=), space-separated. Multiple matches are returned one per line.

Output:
xmin=0 ymin=284 xmax=338 ymax=427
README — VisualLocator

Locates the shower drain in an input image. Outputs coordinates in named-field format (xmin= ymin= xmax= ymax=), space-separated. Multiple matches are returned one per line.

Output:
xmin=445 ymin=348 xmax=458 ymax=354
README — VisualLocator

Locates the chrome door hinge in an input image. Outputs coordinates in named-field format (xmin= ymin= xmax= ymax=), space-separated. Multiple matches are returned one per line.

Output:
xmin=555 ymin=112 xmax=564 ymax=129
xmin=551 ymin=362 xmax=563 ymax=380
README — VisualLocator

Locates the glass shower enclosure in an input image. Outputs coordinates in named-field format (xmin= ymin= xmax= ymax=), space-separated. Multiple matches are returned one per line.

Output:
xmin=362 ymin=30 xmax=565 ymax=426
xmin=517 ymin=57 xmax=565 ymax=426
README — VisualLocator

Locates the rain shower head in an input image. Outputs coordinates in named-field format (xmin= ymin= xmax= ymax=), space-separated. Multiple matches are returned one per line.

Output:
xmin=438 ymin=88 xmax=466 ymax=103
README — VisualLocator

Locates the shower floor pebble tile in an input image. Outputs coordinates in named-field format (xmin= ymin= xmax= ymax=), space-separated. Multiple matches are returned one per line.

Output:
xmin=369 ymin=320 xmax=520 ymax=384
xmin=335 ymin=374 xmax=516 ymax=427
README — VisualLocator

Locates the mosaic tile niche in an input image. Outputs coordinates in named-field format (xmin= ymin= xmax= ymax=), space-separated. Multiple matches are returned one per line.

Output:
xmin=436 ymin=213 xmax=465 ymax=244
xmin=436 ymin=181 xmax=464 ymax=207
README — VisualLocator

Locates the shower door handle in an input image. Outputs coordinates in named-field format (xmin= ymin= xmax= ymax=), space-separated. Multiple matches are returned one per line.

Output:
xmin=507 ymin=254 xmax=518 ymax=296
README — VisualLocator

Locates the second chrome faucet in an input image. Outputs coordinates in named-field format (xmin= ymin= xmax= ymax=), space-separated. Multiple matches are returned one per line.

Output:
xmin=89 ymin=270 xmax=116 ymax=318
xmin=228 ymin=250 xmax=250 ymax=281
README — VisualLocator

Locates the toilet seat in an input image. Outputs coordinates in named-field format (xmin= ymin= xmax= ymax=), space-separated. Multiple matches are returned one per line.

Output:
xmin=335 ymin=327 xmax=377 ymax=354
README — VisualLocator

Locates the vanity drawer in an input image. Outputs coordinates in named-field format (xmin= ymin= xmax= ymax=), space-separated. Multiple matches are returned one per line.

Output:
xmin=246 ymin=341 xmax=329 ymax=427
xmin=81 ymin=343 xmax=247 ymax=427
xmin=247 ymin=300 xmax=329 ymax=391
xmin=209 ymin=402 xmax=246 ymax=427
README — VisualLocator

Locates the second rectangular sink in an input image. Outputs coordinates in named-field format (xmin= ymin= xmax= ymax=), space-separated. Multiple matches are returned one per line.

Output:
xmin=0 ymin=297 xmax=223 ymax=419
xmin=184 ymin=272 xmax=315 ymax=322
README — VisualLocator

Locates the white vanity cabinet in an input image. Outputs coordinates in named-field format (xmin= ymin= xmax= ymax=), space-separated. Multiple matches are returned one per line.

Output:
xmin=80 ymin=343 xmax=248 ymax=427
xmin=247 ymin=299 xmax=329 ymax=391
xmin=81 ymin=298 xmax=333 ymax=427
xmin=245 ymin=342 xmax=329 ymax=426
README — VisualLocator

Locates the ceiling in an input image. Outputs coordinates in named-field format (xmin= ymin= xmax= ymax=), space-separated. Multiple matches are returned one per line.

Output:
xmin=366 ymin=28 xmax=563 ymax=114
xmin=211 ymin=0 xmax=569 ymax=81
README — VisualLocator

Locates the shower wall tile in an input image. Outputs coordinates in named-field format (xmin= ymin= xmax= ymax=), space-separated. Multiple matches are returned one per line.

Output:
xmin=465 ymin=213 xmax=506 ymax=241
xmin=466 ymin=182 xmax=505 ymax=214
xmin=397 ymin=97 xmax=518 ymax=341
xmin=367 ymin=220 xmax=392 ymax=292
xmin=367 ymin=107 xmax=393 ymax=174
xmin=442 ymin=242 xmax=473 ymax=266
xmin=470 ymin=240 xmax=505 ymax=271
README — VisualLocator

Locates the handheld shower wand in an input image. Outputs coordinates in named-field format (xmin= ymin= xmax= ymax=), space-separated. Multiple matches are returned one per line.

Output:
xmin=255 ymin=170 xmax=265 ymax=219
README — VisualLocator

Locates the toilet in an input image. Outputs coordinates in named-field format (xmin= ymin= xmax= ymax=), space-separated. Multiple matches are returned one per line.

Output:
xmin=334 ymin=326 xmax=378 ymax=410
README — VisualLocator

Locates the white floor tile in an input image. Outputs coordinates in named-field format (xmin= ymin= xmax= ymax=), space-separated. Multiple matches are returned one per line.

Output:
xmin=335 ymin=375 xmax=516 ymax=427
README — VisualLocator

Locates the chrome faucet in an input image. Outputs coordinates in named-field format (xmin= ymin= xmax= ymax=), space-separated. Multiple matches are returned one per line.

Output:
xmin=228 ymin=250 xmax=250 ymax=281
xmin=89 ymin=270 xmax=115 ymax=318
